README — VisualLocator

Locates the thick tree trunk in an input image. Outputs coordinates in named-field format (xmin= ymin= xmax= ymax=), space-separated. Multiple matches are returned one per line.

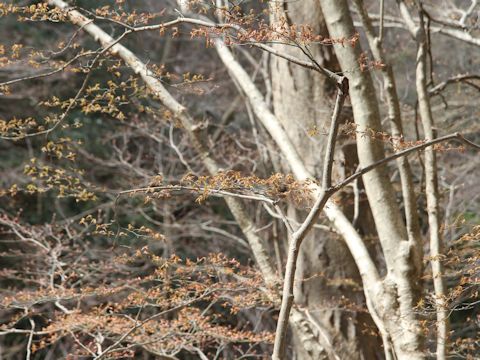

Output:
xmin=269 ymin=2 xmax=381 ymax=359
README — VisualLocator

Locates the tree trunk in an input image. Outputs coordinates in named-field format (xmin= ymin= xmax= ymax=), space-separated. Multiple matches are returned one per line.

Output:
xmin=318 ymin=0 xmax=425 ymax=357
xmin=269 ymin=1 xmax=381 ymax=358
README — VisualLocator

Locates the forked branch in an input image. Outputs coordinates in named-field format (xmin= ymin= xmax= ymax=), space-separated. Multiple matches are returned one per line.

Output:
xmin=272 ymin=78 xmax=348 ymax=360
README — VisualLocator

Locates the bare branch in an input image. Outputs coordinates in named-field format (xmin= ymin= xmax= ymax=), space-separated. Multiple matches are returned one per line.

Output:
xmin=272 ymin=80 xmax=349 ymax=360
xmin=118 ymin=185 xmax=276 ymax=204
xmin=429 ymin=74 xmax=480 ymax=95
xmin=396 ymin=3 xmax=451 ymax=357
xmin=322 ymin=77 xmax=349 ymax=189
xmin=76 ymin=9 xmax=341 ymax=81
xmin=47 ymin=0 xmax=280 ymax=288
xmin=379 ymin=0 xmax=385 ymax=43
xmin=331 ymin=133 xmax=479 ymax=192
xmin=0 ymin=51 xmax=95 ymax=87
xmin=25 ymin=319 xmax=35 ymax=360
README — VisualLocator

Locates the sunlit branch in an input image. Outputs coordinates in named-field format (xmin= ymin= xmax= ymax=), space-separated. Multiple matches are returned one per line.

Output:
xmin=118 ymin=185 xmax=277 ymax=204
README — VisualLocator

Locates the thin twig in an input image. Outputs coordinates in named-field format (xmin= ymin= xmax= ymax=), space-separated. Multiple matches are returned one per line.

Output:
xmin=26 ymin=318 xmax=35 ymax=360
xmin=322 ymin=77 xmax=349 ymax=189
xmin=429 ymin=74 xmax=480 ymax=95
xmin=379 ymin=0 xmax=385 ymax=43
xmin=93 ymin=290 xmax=215 ymax=359
xmin=330 ymin=133 xmax=480 ymax=193
xmin=0 ymin=51 xmax=95 ymax=87
xmin=1 ymin=31 xmax=130 ymax=140
xmin=75 ymin=7 xmax=341 ymax=82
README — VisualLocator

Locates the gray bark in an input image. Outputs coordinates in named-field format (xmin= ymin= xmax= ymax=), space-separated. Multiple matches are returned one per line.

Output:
xmin=269 ymin=2 xmax=380 ymax=359
xmin=46 ymin=3 xmax=366 ymax=360
xmin=396 ymin=3 xmax=449 ymax=358
xmin=318 ymin=0 xmax=425 ymax=358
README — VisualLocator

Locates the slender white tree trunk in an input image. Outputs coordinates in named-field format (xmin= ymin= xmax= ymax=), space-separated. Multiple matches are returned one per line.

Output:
xmin=396 ymin=2 xmax=449 ymax=357
xmin=318 ymin=0 xmax=425 ymax=357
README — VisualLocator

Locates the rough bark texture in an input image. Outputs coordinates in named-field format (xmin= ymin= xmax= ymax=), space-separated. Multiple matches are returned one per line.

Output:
xmin=269 ymin=2 xmax=380 ymax=359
